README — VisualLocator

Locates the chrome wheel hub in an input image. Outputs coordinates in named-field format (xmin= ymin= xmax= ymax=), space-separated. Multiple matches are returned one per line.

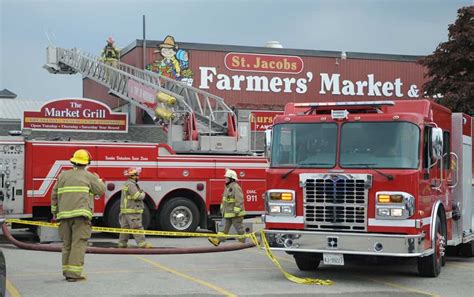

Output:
xmin=170 ymin=206 xmax=193 ymax=230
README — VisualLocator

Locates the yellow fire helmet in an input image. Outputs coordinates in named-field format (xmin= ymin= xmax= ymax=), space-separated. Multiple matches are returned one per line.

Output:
xmin=124 ymin=167 xmax=142 ymax=177
xmin=70 ymin=149 xmax=91 ymax=165
xmin=224 ymin=169 xmax=238 ymax=181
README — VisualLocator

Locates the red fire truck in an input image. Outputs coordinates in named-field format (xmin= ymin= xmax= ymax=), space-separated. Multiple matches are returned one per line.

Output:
xmin=263 ymin=100 xmax=473 ymax=277
xmin=0 ymin=46 xmax=270 ymax=232
xmin=0 ymin=137 xmax=267 ymax=231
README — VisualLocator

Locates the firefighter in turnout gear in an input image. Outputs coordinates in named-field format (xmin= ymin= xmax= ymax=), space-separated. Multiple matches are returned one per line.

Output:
xmin=100 ymin=37 xmax=120 ymax=67
xmin=208 ymin=169 xmax=246 ymax=246
xmin=117 ymin=167 xmax=152 ymax=248
xmin=51 ymin=149 xmax=106 ymax=282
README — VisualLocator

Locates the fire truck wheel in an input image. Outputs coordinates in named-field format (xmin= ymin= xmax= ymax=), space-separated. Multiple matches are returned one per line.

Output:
xmin=293 ymin=253 xmax=321 ymax=271
xmin=159 ymin=198 xmax=199 ymax=232
xmin=417 ymin=216 xmax=443 ymax=277
xmin=105 ymin=199 xmax=152 ymax=229
xmin=444 ymin=245 xmax=460 ymax=257
xmin=460 ymin=241 xmax=474 ymax=257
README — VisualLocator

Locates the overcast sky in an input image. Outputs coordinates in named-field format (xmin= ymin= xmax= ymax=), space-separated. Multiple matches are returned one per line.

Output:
xmin=0 ymin=0 xmax=471 ymax=100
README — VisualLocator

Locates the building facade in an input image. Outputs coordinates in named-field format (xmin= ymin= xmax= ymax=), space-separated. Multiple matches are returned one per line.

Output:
xmin=84 ymin=37 xmax=427 ymax=124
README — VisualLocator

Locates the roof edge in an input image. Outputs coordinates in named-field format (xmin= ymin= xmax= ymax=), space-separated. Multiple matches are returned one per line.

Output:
xmin=121 ymin=39 xmax=424 ymax=62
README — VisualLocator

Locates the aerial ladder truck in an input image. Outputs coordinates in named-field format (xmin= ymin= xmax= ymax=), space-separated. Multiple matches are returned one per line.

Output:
xmin=43 ymin=46 xmax=250 ymax=154
xmin=0 ymin=46 xmax=268 ymax=236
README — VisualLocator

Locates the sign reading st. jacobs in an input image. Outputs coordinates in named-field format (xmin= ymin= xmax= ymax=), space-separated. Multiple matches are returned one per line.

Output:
xmin=22 ymin=98 xmax=128 ymax=133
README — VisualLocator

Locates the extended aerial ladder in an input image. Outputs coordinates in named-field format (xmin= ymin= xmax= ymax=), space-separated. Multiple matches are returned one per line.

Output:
xmin=43 ymin=46 xmax=250 ymax=154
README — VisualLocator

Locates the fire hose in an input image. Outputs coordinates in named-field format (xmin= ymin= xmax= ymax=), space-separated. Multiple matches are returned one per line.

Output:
xmin=0 ymin=218 xmax=333 ymax=285
xmin=0 ymin=218 xmax=255 ymax=254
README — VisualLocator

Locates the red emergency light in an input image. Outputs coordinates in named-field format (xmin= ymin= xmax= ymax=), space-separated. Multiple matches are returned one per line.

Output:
xmin=293 ymin=100 xmax=395 ymax=108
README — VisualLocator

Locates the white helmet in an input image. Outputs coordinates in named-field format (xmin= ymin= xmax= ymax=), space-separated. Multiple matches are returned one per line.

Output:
xmin=124 ymin=167 xmax=142 ymax=177
xmin=224 ymin=169 xmax=238 ymax=181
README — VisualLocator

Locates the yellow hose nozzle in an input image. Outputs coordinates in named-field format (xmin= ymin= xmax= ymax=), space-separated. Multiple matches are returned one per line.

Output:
xmin=156 ymin=92 xmax=177 ymax=105
xmin=155 ymin=107 xmax=174 ymax=121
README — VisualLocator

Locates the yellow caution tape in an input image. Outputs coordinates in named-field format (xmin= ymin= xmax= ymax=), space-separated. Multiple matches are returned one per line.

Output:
xmin=259 ymin=230 xmax=333 ymax=286
xmin=5 ymin=218 xmax=333 ymax=285
xmin=249 ymin=232 xmax=261 ymax=249
xmin=5 ymin=218 xmax=248 ymax=239
xmin=6 ymin=219 xmax=59 ymax=228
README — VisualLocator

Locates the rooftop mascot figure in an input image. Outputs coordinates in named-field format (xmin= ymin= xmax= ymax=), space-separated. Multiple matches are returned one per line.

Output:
xmin=146 ymin=35 xmax=194 ymax=86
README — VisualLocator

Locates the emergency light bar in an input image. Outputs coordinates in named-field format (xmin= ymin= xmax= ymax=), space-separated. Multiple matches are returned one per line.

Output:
xmin=294 ymin=101 xmax=395 ymax=108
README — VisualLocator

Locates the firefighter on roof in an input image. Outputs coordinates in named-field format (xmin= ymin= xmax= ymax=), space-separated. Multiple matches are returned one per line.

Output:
xmin=208 ymin=169 xmax=246 ymax=246
xmin=101 ymin=36 xmax=120 ymax=67
xmin=117 ymin=167 xmax=152 ymax=248
xmin=51 ymin=149 xmax=106 ymax=282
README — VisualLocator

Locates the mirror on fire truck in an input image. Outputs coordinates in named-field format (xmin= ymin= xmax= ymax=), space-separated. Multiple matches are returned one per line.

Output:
xmin=431 ymin=127 xmax=443 ymax=160
xmin=265 ymin=128 xmax=272 ymax=161
xmin=448 ymin=152 xmax=459 ymax=188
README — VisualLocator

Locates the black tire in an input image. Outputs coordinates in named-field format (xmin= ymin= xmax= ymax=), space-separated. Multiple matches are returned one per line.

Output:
xmin=460 ymin=241 xmax=474 ymax=257
xmin=293 ymin=253 xmax=321 ymax=271
xmin=206 ymin=219 xmax=218 ymax=233
xmin=0 ymin=249 xmax=5 ymax=297
xmin=445 ymin=245 xmax=460 ymax=257
xmin=417 ymin=216 xmax=443 ymax=277
xmin=159 ymin=198 xmax=200 ymax=232
xmin=105 ymin=199 xmax=152 ymax=229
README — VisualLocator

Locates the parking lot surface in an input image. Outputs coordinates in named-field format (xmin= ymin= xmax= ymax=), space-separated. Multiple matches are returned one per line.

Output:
xmin=2 ymin=232 xmax=473 ymax=297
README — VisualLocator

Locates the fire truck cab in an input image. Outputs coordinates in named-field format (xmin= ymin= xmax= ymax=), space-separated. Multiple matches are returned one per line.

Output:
xmin=0 ymin=138 xmax=267 ymax=232
xmin=263 ymin=100 xmax=473 ymax=277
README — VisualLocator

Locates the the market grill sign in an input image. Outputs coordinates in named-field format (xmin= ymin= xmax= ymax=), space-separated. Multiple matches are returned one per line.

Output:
xmin=22 ymin=98 xmax=128 ymax=133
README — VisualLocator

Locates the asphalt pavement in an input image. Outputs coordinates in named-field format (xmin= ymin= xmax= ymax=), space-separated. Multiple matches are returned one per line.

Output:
xmin=2 ymin=231 xmax=474 ymax=297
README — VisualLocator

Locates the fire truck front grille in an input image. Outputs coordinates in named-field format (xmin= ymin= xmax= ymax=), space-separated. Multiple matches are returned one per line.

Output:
xmin=301 ymin=174 xmax=371 ymax=231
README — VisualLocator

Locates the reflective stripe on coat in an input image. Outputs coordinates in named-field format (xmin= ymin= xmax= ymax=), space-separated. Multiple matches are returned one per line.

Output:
xmin=120 ymin=179 xmax=145 ymax=214
xmin=51 ymin=167 xmax=106 ymax=220
xmin=221 ymin=181 xmax=246 ymax=218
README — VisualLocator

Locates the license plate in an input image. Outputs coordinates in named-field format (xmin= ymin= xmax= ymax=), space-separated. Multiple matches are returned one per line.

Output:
xmin=323 ymin=253 xmax=344 ymax=266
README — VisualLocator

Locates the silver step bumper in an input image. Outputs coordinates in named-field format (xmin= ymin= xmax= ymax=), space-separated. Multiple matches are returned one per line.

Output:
xmin=264 ymin=229 xmax=432 ymax=257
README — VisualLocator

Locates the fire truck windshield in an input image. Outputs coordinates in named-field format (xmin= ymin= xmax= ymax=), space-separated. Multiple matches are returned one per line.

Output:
xmin=271 ymin=123 xmax=337 ymax=168
xmin=340 ymin=122 xmax=419 ymax=169
xmin=271 ymin=121 xmax=419 ymax=169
